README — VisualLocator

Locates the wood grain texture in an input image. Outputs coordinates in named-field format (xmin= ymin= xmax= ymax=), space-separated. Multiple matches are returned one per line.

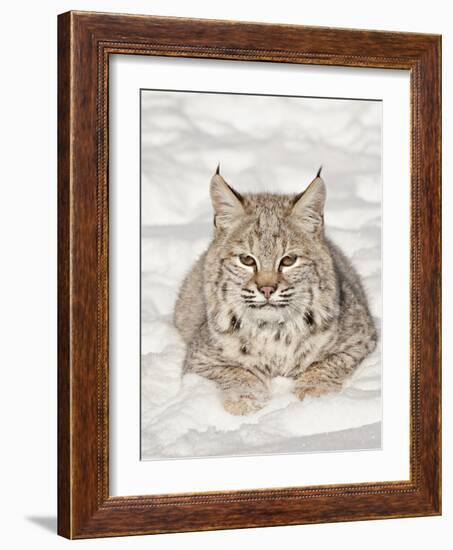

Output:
xmin=57 ymin=10 xmax=442 ymax=539
xmin=57 ymin=11 xmax=71 ymax=537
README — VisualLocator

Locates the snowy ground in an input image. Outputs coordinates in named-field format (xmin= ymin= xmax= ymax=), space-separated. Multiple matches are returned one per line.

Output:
xmin=141 ymin=90 xmax=382 ymax=459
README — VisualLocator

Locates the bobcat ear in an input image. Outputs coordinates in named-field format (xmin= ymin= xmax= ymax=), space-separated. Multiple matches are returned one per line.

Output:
xmin=210 ymin=167 xmax=244 ymax=229
xmin=291 ymin=171 xmax=326 ymax=233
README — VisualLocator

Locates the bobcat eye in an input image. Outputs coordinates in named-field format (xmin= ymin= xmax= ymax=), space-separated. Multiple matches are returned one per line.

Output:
xmin=239 ymin=254 xmax=256 ymax=267
xmin=279 ymin=254 xmax=297 ymax=269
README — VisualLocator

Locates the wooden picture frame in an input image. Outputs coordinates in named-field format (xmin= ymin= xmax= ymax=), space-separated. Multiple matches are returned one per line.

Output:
xmin=58 ymin=10 xmax=441 ymax=539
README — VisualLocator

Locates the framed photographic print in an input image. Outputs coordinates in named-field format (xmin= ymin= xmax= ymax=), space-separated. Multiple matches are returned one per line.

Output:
xmin=58 ymin=11 xmax=441 ymax=539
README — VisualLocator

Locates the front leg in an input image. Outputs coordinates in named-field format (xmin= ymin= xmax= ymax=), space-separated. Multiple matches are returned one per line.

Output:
xmin=292 ymin=350 xmax=364 ymax=401
xmin=184 ymin=348 xmax=269 ymax=415
xmin=292 ymin=311 xmax=377 ymax=401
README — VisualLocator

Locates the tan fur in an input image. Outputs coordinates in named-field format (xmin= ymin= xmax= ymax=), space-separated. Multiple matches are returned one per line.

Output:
xmin=174 ymin=169 xmax=377 ymax=415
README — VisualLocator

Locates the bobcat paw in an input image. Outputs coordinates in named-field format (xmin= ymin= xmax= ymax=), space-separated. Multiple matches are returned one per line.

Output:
xmin=223 ymin=394 xmax=265 ymax=416
xmin=295 ymin=384 xmax=332 ymax=401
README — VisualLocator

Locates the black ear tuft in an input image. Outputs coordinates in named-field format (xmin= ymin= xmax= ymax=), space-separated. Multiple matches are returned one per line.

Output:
xmin=215 ymin=163 xmax=220 ymax=175
xmin=316 ymin=166 xmax=323 ymax=178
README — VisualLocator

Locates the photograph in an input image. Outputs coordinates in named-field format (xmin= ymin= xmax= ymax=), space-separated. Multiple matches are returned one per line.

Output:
xmin=53 ymin=8 xmax=441 ymax=541
xmin=0 ymin=0 xmax=445 ymax=543
xmin=140 ymin=89 xmax=382 ymax=460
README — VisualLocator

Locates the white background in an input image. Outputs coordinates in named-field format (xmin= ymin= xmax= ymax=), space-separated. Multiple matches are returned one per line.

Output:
xmin=0 ymin=0 xmax=449 ymax=548
xmin=111 ymin=58 xmax=409 ymax=493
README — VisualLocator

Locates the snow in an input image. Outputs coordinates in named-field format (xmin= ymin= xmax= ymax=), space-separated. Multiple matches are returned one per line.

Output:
xmin=141 ymin=90 xmax=382 ymax=459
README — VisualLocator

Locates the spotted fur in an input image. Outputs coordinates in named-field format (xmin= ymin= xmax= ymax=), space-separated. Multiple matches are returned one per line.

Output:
xmin=174 ymin=169 xmax=377 ymax=415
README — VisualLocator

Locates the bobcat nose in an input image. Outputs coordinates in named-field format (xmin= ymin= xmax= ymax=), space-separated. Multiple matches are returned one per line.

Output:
xmin=259 ymin=285 xmax=276 ymax=300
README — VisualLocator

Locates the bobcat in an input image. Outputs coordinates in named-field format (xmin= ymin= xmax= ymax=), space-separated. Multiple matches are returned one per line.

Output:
xmin=174 ymin=167 xmax=377 ymax=415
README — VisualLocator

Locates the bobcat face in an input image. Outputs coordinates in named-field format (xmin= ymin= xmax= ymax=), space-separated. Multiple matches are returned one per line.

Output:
xmin=217 ymin=226 xmax=321 ymax=323
xmin=207 ymin=167 xmax=333 ymax=325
